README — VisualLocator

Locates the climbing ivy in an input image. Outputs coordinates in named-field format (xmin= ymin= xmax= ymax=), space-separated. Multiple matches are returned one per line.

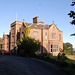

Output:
xmin=25 ymin=27 xmax=32 ymax=38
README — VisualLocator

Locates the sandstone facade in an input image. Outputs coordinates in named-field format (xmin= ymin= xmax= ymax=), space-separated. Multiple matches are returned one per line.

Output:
xmin=2 ymin=16 xmax=63 ymax=56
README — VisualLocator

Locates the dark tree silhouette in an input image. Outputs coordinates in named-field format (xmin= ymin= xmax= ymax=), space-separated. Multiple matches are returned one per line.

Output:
xmin=68 ymin=1 xmax=75 ymax=25
xmin=17 ymin=37 xmax=40 ymax=57
xmin=68 ymin=0 xmax=75 ymax=36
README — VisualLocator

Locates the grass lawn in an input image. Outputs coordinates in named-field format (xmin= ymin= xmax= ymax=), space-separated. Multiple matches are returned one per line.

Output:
xmin=66 ymin=55 xmax=75 ymax=60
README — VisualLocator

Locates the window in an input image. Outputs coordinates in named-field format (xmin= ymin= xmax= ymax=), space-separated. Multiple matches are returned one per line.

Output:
xmin=50 ymin=45 xmax=58 ymax=52
xmin=45 ymin=32 xmax=47 ymax=39
xmin=53 ymin=45 xmax=58 ymax=52
xmin=59 ymin=34 xmax=61 ymax=40
xmin=17 ymin=32 xmax=20 ymax=40
xmin=52 ymin=33 xmax=55 ymax=39
xmin=51 ymin=45 xmax=53 ymax=52
xmin=53 ymin=26 xmax=55 ymax=30
xmin=34 ymin=32 xmax=37 ymax=39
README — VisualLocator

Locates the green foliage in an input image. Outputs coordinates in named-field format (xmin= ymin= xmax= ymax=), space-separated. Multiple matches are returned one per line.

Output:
xmin=68 ymin=1 xmax=75 ymax=25
xmin=68 ymin=1 xmax=75 ymax=36
xmin=17 ymin=37 xmax=40 ymax=57
xmin=63 ymin=43 xmax=68 ymax=54
xmin=57 ymin=53 xmax=67 ymax=61
xmin=63 ymin=42 xmax=73 ymax=55
xmin=25 ymin=27 xmax=32 ymax=38
xmin=17 ymin=26 xmax=40 ymax=57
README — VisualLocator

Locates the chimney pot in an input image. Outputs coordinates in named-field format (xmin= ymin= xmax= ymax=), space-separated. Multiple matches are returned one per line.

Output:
xmin=33 ymin=16 xmax=38 ymax=23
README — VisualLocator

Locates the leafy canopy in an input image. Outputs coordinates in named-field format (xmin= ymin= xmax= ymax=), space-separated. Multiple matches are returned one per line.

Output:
xmin=68 ymin=1 xmax=75 ymax=25
xmin=63 ymin=42 xmax=73 ymax=55
xmin=68 ymin=1 xmax=75 ymax=36
xmin=17 ymin=37 xmax=40 ymax=57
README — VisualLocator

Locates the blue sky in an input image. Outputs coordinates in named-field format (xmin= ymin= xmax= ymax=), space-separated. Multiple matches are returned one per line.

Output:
xmin=0 ymin=0 xmax=75 ymax=47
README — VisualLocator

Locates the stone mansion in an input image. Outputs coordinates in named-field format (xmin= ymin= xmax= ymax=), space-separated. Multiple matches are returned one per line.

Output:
xmin=2 ymin=16 xmax=63 ymax=56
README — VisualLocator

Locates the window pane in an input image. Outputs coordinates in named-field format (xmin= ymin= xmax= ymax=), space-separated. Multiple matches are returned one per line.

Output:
xmin=57 ymin=45 xmax=58 ymax=48
xmin=51 ymin=45 xmax=52 ymax=48
xmin=52 ymin=33 xmax=55 ymax=39
xmin=51 ymin=49 xmax=52 ymax=52
xmin=34 ymin=32 xmax=37 ymax=39
xmin=53 ymin=26 xmax=55 ymax=30
xmin=54 ymin=45 xmax=56 ymax=48
xmin=53 ymin=45 xmax=58 ymax=52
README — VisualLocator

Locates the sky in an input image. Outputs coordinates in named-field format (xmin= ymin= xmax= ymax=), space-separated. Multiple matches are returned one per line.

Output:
xmin=0 ymin=0 xmax=75 ymax=47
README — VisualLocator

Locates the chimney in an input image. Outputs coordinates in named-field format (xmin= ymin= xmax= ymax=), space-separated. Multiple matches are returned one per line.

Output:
xmin=38 ymin=21 xmax=44 ymax=24
xmin=33 ymin=16 xmax=38 ymax=23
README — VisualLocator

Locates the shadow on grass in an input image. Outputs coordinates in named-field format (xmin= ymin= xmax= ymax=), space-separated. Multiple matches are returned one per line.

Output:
xmin=33 ymin=53 xmax=75 ymax=75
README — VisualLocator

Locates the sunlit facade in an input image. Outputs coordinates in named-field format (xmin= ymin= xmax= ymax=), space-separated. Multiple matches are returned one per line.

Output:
xmin=2 ymin=16 xmax=63 ymax=56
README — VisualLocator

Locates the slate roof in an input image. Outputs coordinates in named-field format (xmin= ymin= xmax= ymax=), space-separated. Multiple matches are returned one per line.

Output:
xmin=25 ymin=23 xmax=51 ymax=29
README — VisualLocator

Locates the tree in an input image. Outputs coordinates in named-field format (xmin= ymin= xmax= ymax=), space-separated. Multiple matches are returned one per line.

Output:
xmin=63 ymin=42 xmax=73 ymax=54
xmin=68 ymin=0 xmax=75 ymax=36
xmin=63 ymin=43 xmax=68 ymax=54
xmin=68 ymin=1 xmax=75 ymax=25
xmin=17 ymin=37 xmax=40 ymax=57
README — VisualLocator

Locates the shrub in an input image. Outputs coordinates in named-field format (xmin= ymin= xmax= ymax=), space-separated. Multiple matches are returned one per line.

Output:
xmin=17 ymin=37 xmax=40 ymax=57
xmin=57 ymin=53 xmax=67 ymax=60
